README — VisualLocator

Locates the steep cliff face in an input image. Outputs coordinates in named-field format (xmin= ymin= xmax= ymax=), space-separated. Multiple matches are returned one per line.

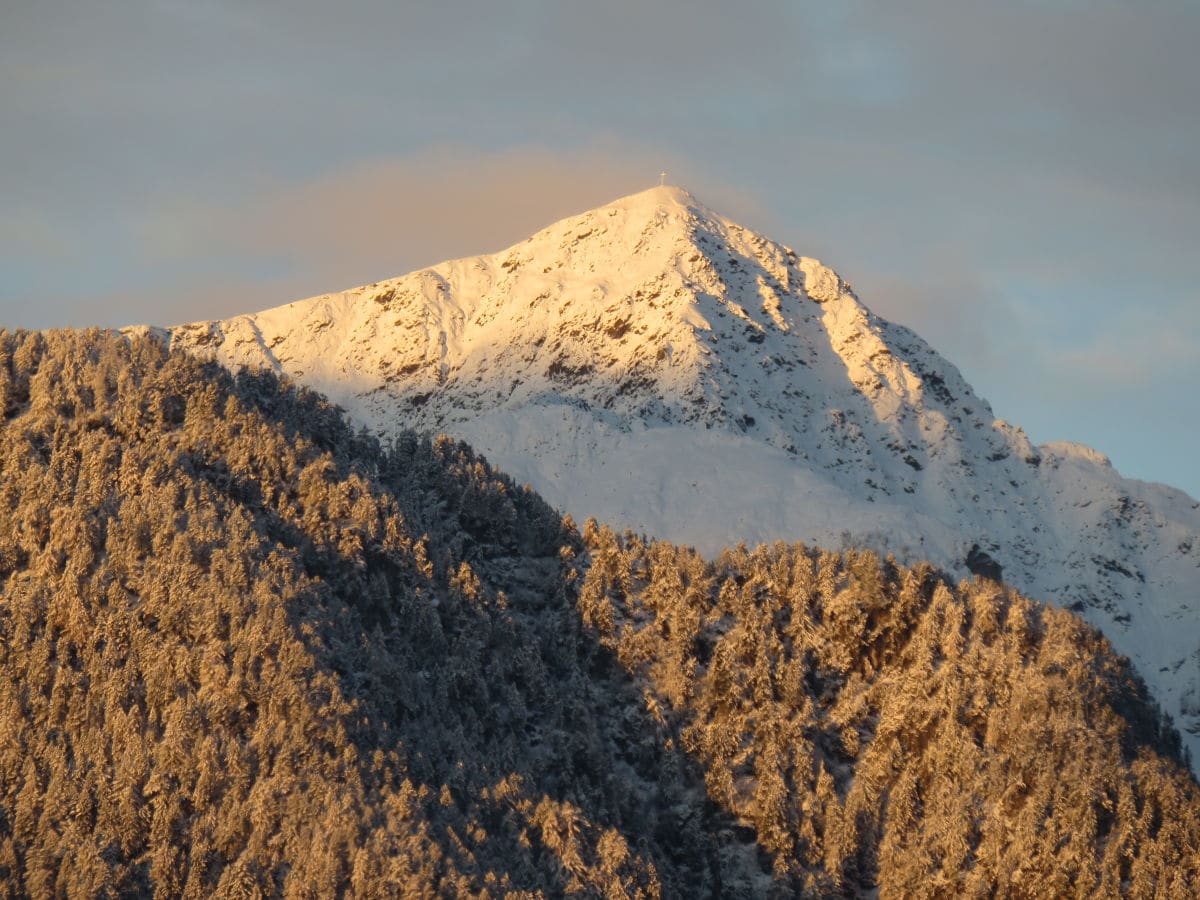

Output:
xmin=162 ymin=185 xmax=1200 ymax=754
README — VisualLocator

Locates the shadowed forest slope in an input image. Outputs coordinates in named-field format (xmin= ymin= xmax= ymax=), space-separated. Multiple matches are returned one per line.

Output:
xmin=0 ymin=330 xmax=1197 ymax=898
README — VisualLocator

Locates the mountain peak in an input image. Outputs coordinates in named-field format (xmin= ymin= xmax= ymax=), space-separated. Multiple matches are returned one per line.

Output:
xmin=165 ymin=183 xmax=990 ymax=520
xmin=163 ymin=187 xmax=1200 ymax=759
xmin=507 ymin=182 xmax=744 ymax=275
xmin=599 ymin=183 xmax=708 ymax=217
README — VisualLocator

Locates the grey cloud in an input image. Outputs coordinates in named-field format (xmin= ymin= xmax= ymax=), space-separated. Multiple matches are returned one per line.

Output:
xmin=1 ymin=0 xmax=1196 ymax=494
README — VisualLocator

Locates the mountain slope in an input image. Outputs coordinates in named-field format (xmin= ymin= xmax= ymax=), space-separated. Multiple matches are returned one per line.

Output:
xmin=579 ymin=527 xmax=1200 ymax=895
xmin=0 ymin=329 xmax=735 ymax=896
xmin=3 ymin=329 xmax=1198 ymax=897
xmin=162 ymin=186 xmax=1200 ymax=756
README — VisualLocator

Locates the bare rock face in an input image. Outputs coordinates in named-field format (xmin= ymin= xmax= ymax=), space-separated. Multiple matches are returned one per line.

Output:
xmin=164 ymin=185 xmax=1200 ymax=757
xmin=966 ymin=544 xmax=1004 ymax=582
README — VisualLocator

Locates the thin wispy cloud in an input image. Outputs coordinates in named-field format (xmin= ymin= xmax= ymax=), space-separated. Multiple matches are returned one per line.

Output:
xmin=145 ymin=145 xmax=776 ymax=299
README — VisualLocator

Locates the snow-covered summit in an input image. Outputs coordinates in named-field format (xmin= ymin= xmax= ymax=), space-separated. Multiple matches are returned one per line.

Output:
xmin=165 ymin=185 xmax=1200 ymax=757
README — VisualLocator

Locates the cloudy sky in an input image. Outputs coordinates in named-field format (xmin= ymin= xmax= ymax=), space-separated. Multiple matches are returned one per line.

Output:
xmin=3 ymin=0 xmax=1198 ymax=497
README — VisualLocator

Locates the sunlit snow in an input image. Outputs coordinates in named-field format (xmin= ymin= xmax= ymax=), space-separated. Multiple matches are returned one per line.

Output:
xmin=156 ymin=185 xmax=1200 ymax=759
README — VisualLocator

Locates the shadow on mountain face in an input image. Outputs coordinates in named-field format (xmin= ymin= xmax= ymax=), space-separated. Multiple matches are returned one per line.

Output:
xmin=226 ymin=367 xmax=767 ymax=896
xmin=0 ymin=329 xmax=766 ymax=897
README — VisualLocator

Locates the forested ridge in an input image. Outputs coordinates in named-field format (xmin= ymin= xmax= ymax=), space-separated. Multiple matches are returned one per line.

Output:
xmin=0 ymin=329 xmax=731 ymax=897
xmin=579 ymin=529 xmax=1200 ymax=896
xmin=0 ymin=329 xmax=1197 ymax=898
